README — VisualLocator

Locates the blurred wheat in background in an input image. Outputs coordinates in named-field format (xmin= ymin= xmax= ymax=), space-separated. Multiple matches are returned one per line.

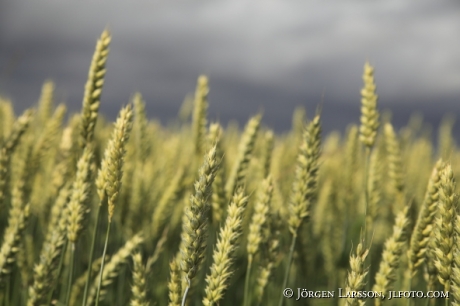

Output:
xmin=0 ymin=29 xmax=459 ymax=306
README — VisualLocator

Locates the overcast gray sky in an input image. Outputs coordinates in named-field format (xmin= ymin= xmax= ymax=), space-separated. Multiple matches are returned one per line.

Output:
xmin=1 ymin=0 xmax=459 ymax=136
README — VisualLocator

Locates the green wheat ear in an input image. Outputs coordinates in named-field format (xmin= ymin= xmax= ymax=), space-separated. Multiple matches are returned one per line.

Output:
xmin=359 ymin=61 xmax=379 ymax=149
xmin=247 ymin=175 xmax=273 ymax=260
xmin=67 ymin=146 xmax=94 ymax=243
xmin=192 ymin=75 xmax=209 ymax=156
xmin=384 ymin=122 xmax=404 ymax=195
xmin=95 ymin=104 xmax=134 ymax=221
xmin=433 ymin=164 xmax=457 ymax=292
xmin=179 ymin=144 xmax=220 ymax=302
xmin=408 ymin=159 xmax=444 ymax=275
xmin=130 ymin=252 xmax=149 ymax=306
xmin=225 ymin=114 xmax=262 ymax=198
xmin=0 ymin=109 xmax=33 ymax=208
xmin=37 ymin=80 xmax=55 ymax=125
xmin=345 ymin=236 xmax=369 ymax=306
xmin=288 ymin=114 xmax=321 ymax=235
xmin=450 ymin=215 xmax=460 ymax=305
xmin=372 ymin=205 xmax=411 ymax=304
xmin=203 ymin=188 xmax=249 ymax=306
xmin=80 ymin=29 xmax=111 ymax=148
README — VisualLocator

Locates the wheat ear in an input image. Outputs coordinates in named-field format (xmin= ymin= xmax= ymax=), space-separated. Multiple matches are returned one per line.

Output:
xmin=168 ymin=256 xmax=182 ymax=306
xmin=433 ymin=164 xmax=457 ymax=293
xmin=0 ymin=99 xmax=15 ymax=139
xmin=37 ymin=80 xmax=55 ymax=125
xmin=408 ymin=159 xmax=444 ymax=275
xmin=225 ymin=114 xmax=261 ymax=197
xmin=247 ymin=175 xmax=273 ymax=260
xmin=66 ymin=146 xmax=94 ymax=243
xmin=192 ymin=75 xmax=209 ymax=156
xmin=129 ymin=252 xmax=149 ymax=306
xmin=287 ymin=114 xmax=321 ymax=234
xmin=279 ymin=114 xmax=321 ymax=306
xmin=261 ymin=130 xmax=274 ymax=178
xmin=203 ymin=189 xmax=249 ymax=306
xmin=0 ymin=109 xmax=32 ymax=209
xmin=65 ymin=146 xmax=94 ymax=305
xmin=93 ymin=104 xmax=133 ymax=306
xmin=384 ymin=123 xmax=404 ymax=195
xmin=208 ymin=123 xmax=226 ymax=225
xmin=80 ymin=29 xmax=111 ymax=148
xmin=244 ymin=175 xmax=273 ymax=306
xmin=95 ymin=103 xmax=134 ymax=221
xmin=448 ymin=214 xmax=460 ymax=306
xmin=0 ymin=176 xmax=30 ymax=283
xmin=27 ymin=184 xmax=71 ymax=306
xmin=345 ymin=237 xmax=369 ymax=306
xmin=372 ymin=205 xmax=411 ymax=306
xmin=359 ymin=61 xmax=379 ymax=149
xmin=132 ymin=92 xmax=150 ymax=162
xmin=179 ymin=144 xmax=220 ymax=305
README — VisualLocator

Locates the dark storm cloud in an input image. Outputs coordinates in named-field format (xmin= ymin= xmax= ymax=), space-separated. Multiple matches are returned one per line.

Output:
xmin=1 ymin=0 xmax=459 ymax=135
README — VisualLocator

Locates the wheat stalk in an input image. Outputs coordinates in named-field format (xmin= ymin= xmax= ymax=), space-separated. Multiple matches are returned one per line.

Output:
xmin=86 ymin=233 xmax=143 ymax=306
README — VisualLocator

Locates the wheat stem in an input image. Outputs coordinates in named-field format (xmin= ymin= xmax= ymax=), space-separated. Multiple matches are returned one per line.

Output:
xmin=243 ymin=259 xmax=252 ymax=306
xmin=278 ymin=234 xmax=296 ymax=306
xmin=94 ymin=221 xmax=111 ymax=306
xmin=65 ymin=243 xmax=76 ymax=306
xmin=82 ymin=202 xmax=102 ymax=306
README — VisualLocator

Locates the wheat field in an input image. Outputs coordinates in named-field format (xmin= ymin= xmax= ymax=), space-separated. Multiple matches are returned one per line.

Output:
xmin=0 ymin=29 xmax=458 ymax=306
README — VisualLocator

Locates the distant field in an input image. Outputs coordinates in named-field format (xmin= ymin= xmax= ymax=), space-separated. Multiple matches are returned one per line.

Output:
xmin=0 ymin=29 xmax=458 ymax=306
